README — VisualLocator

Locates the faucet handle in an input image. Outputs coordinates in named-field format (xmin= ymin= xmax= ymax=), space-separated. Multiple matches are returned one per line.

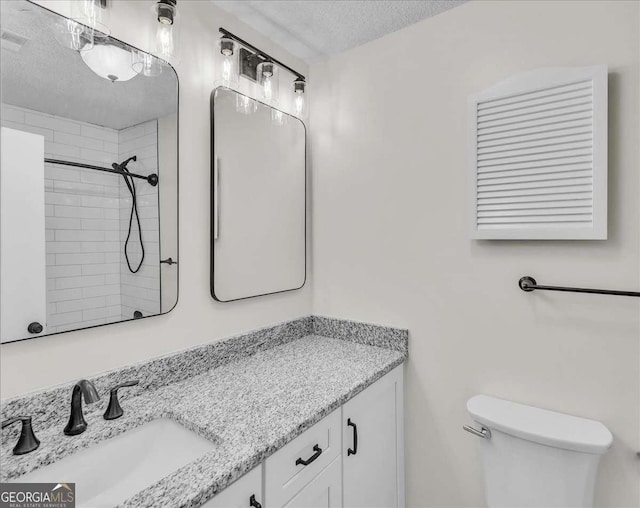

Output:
xmin=1 ymin=416 xmax=40 ymax=455
xmin=104 ymin=380 xmax=139 ymax=420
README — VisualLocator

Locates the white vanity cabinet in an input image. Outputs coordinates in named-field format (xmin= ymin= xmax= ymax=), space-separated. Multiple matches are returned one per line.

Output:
xmin=342 ymin=365 xmax=404 ymax=508
xmin=201 ymin=466 xmax=262 ymax=508
xmin=202 ymin=364 xmax=404 ymax=508
xmin=281 ymin=456 xmax=342 ymax=508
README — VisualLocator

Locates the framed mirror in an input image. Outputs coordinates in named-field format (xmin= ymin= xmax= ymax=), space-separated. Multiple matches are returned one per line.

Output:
xmin=210 ymin=87 xmax=305 ymax=302
xmin=0 ymin=1 xmax=179 ymax=343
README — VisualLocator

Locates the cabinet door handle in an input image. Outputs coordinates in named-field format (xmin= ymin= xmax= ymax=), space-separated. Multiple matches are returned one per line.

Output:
xmin=249 ymin=494 xmax=262 ymax=508
xmin=295 ymin=444 xmax=322 ymax=466
xmin=347 ymin=418 xmax=358 ymax=456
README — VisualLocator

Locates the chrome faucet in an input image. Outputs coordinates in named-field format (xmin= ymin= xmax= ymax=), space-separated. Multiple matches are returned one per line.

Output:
xmin=64 ymin=379 xmax=101 ymax=436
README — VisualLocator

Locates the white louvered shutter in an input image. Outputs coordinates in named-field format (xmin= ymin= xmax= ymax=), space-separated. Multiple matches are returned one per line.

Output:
xmin=469 ymin=65 xmax=607 ymax=239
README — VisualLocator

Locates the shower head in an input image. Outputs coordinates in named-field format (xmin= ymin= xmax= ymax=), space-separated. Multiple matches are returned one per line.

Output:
xmin=112 ymin=155 xmax=137 ymax=171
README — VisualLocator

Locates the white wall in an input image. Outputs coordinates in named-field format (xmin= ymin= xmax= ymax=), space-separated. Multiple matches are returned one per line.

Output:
xmin=310 ymin=1 xmax=639 ymax=507
xmin=0 ymin=0 xmax=311 ymax=398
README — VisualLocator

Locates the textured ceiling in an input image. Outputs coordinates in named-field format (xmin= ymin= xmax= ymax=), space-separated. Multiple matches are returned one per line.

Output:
xmin=0 ymin=0 xmax=177 ymax=130
xmin=213 ymin=0 xmax=467 ymax=64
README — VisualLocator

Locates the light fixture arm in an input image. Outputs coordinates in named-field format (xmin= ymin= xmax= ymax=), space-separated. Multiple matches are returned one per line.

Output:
xmin=218 ymin=27 xmax=306 ymax=82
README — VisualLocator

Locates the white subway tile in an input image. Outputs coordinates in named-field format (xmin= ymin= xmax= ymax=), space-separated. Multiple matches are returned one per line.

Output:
xmin=1 ymin=120 xmax=54 ymax=142
xmin=56 ymin=274 xmax=105 ymax=289
xmin=1 ymin=105 xmax=25 ymax=123
xmin=54 ymin=180 xmax=105 ymax=196
xmin=45 ymin=142 xmax=82 ymax=159
xmin=54 ymin=131 xmax=104 ymax=151
xmin=55 ymin=205 xmax=104 ymax=219
xmin=56 ymin=230 xmax=105 ymax=242
xmin=56 ymin=252 xmax=105 ymax=265
xmin=81 ymin=124 xmax=118 ymax=143
xmin=82 ymin=284 xmax=120 ymax=297
xmin=48 ymin=311 xmax=83 ymax=326
xmin=46 ymin=192 xmax=82 ymax=206
xmin=105 ymin=252 xmax=120 ymax=263
xmin=47 ymin=288 xmax=82 ymax=302
xmin=118 ymin=124 xmax=145 ymax=143
xmin=104 ymin=273 xmax=120 ymax=285
xmin=81 ymin=169 xmax=120 ymax=187
xmin=25 ymin=112 xmax=81 ymax=135
xmin=80 ymin=147 xmax=114 ymax=165
xmin=82 ymin=262 xmax=120 ymax=275
xmin=104 ymin=230 xmax=120 ymax=241
xmin=57 ymin=296 xmax=106 ymax=313
xmin=81 ymin=241 xmax=120 ymax=253
xmin=81 ymin=218 xmax=120 ymax=231
xmin=47 ymin=265 xmax=82 ymax=278
xmin=48 ymin=241 xmax=81 ymax=254
xmin=46 ymin=217 xmax=81 ymax=230
xmin=105 ymin=294 xmax=121 ymax=306
xmin=103 ymin=141 xmax=118 ymax=154
xmin=83 ymin=305 xmax=120 ymax=321
xmin=104 ymin=208 xmax=119 ymax=220
xmin=81 ymin=195 xmax=118 ymax=208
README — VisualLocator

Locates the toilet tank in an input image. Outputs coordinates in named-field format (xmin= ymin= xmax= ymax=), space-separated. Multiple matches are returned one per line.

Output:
xmin=467 ymin=395 xmax=613 ymax=508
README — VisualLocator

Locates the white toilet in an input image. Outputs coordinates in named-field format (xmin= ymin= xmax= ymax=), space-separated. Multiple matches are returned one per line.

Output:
xmin=466 ymin=395 xmax=613 ymax=508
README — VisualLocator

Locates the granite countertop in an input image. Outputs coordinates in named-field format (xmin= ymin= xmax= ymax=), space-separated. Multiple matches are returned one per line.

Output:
xmin=2 ymin=334 xmax=406 ymax=508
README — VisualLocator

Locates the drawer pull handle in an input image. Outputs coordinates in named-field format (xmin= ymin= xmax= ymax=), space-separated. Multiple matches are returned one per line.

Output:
xmin=347 ymin=418 xmax=358 ymax=456
xmin=249 ymin=494 xmax=262 ymax=508
xmin=295 ymin=444 xmax=322 ymax=466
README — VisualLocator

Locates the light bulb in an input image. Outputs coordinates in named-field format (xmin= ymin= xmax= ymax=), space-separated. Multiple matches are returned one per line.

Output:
xmin=217 ymin=37 xmax=238 ymax=89
xmin=155 ymin=23 xmax=174 ymax=62
xmin=295 ymin=94 xmax=306 ymax=118
xmin=236 ymin=94 xmax=257 ymax=115
xmin=73 ymin=0 xmax=110 ymax=37
xmin=271 ymin=109 xmax=287 ymax=126
xmin=263 ymin=75 xmax=273 ymax=102
xmin=132 ymin=50 xmax=163 ymax=77
xmin=258 ymin=62 xmax=279 ymax=105
xmin=222 ymin=57 xmax=232 ymax=83
xmin=293 ymin=78 xmax=307 ymax=118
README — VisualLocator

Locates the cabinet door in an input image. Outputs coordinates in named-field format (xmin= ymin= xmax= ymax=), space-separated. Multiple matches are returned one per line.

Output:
xmin=282 ymin=456 xmax=342 ymax=508
xmin=342 ymin=365 xmax=404 ymax=508
xmin=201 ymin=465 xmax=262 ymax=508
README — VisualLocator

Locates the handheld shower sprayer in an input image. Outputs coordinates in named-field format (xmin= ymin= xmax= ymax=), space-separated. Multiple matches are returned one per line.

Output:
xmin=116 ymin=155 xmax=146 ymax=274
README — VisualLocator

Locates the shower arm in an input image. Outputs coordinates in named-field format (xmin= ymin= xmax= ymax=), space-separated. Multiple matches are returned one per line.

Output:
xmin=45 ymin=157 xmax=158 ymax=186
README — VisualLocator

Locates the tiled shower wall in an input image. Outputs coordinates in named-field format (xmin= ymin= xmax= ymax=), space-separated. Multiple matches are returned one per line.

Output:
xmin=0 ymin=103 xmax=160 ymax=333
xmin=118 ymin=121 xmax=160 ymax=319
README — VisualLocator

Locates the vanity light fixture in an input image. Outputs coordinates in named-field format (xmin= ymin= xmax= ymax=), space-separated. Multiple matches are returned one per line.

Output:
xmin=81 ymin=41 xmax=137 ymax=82
xmin=218 ymin=28 xmax=309 ymax=119
xmin=153 ymin=0 xmax=178 ymax=63
xmin=217 ymin=36 xmax=239 ymax=89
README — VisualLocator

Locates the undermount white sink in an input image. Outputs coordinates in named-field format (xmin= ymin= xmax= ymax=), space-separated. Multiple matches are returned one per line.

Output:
xmin=12 ymin=418 xmax=216 ymax=507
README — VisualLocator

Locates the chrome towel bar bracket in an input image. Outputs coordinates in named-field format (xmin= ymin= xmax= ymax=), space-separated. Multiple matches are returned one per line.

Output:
xmin=463 ymin=425 xmax=491 ymax=439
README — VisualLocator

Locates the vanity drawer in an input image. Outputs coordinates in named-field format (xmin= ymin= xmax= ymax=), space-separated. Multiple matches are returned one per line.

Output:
xmin=265 ymin=409 xmax=341 ymax=508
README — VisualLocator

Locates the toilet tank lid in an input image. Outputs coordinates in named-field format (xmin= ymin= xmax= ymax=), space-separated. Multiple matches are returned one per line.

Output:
xmin=467 ymin=395 xmax=613 ymax=454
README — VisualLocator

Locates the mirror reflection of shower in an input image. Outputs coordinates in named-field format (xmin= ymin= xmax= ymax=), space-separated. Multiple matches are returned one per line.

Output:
xmin=0 ymin=0 xmax=179 ymax=343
